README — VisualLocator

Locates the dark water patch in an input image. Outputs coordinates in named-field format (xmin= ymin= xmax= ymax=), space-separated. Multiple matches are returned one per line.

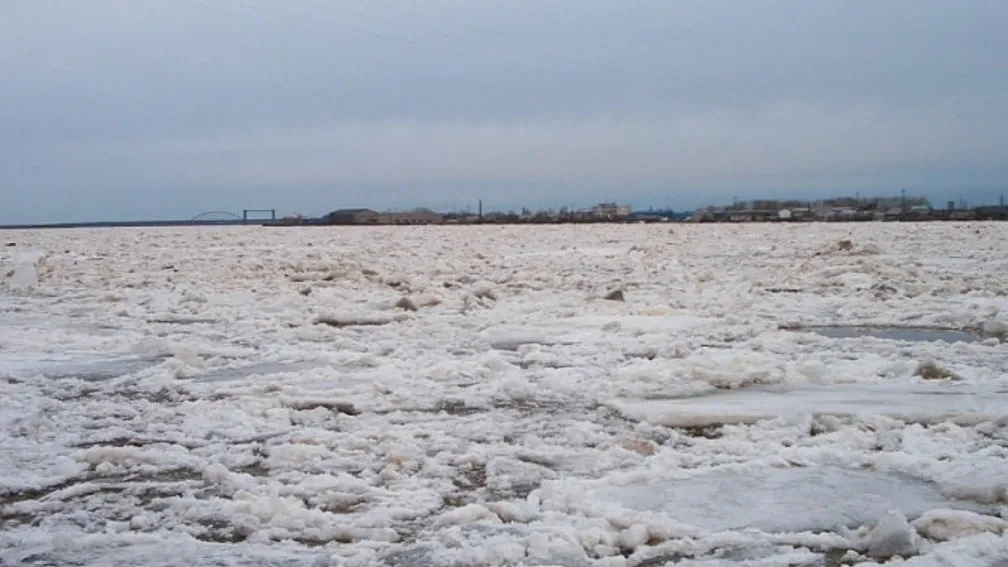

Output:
xmin=784 ymin=325 xmax=987 ymax=344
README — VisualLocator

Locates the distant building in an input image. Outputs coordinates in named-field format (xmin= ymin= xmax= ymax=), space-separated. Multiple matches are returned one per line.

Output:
xmin=326 ymin=208 xmax=383 ymax=225
xmin=384 ymin=209 xmax=443 ymax=225
xmin=820 ymin=207 xmax=857 ymax=221
xmin=324 ymin=208 xmax=443 ymax=225
xmin=592 ymin=202 xmax=631 ymax=219
xmin=789 ymin=208 xmax=815 ymax=221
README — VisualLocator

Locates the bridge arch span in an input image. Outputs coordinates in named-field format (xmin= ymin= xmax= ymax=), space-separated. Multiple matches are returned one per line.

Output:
xmin=190 ymin=210 xmax=243 ymax=222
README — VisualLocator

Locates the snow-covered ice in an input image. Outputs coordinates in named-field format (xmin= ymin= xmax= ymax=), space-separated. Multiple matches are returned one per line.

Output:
xmin=2 ymin=222 xmax=1008 ymax=566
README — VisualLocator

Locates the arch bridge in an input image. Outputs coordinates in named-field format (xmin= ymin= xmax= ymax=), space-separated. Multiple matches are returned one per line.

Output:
xmin=189 ymin=209 xmax=276 ymax=223
xmin=190 ymin=210 xmax=243 ymax=222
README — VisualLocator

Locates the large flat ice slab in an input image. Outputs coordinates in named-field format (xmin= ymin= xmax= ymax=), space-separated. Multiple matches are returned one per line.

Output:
xmin=195 ymin=361 xmax=332 ymax=382
xmin=616 ymin=383 xmax=1008 ymax=427
xmin=590 ymin=465 xmax=990 ymax=533
xmin=2 ymin=536 xmax=329 ymax=567
xmin=794 ymin=325 xmax=988 ymax=344
xmin=0 ymin=352 xmax=161 ymax=381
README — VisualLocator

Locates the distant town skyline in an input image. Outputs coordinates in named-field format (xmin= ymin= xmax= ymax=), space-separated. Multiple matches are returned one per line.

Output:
xmin=2 ymin=186 xmax=1004 ymax=226
xmin=4 ymin=1 xmax=1007 ymax=224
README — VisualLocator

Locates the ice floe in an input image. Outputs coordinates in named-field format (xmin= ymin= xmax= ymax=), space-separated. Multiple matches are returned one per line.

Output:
xmin=583 ymin=465 xmax=992 ymax=533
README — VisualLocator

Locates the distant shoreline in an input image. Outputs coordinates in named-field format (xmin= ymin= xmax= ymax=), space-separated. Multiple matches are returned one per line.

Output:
xmin=0 ymin=220 xmax=250 ymax=231
xmin=3 ymin=217 xmax=1006 ymax=231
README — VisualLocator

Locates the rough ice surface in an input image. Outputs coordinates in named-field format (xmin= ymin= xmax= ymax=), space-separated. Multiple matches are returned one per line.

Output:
xmin=2 ymin=223 xmax=1008 ymax=567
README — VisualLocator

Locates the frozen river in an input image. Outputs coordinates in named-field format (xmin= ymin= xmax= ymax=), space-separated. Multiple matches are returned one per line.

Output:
xmin=2 ymin=223 xmax=1007 ymax=566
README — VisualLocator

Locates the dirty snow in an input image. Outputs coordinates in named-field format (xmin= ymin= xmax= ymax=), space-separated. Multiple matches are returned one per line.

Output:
xmin=1 ymin=222 xmax=1007 ymax=566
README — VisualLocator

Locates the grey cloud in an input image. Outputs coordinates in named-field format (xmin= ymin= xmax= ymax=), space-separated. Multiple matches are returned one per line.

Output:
xmin=69 ymin=99 xmax=1006 ymax=184
xmin=2 ymin=0 xmax=1007 ymax=222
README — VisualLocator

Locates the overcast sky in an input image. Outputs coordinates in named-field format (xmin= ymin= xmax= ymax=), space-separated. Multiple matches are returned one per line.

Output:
xmin=2 ymin=0 xmax=1007 ymax=223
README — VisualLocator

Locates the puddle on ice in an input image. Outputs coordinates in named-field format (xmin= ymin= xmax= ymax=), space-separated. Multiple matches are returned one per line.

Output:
xmin=592 ymin=465 xmax=989 ymax=533
xmin=0 ymin=353 xmax=163 ymax=381
xmin=618 ymin=383 xmax=1008 ymax=428
xmin=792 ymin=325 xmax=985 ymax=343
